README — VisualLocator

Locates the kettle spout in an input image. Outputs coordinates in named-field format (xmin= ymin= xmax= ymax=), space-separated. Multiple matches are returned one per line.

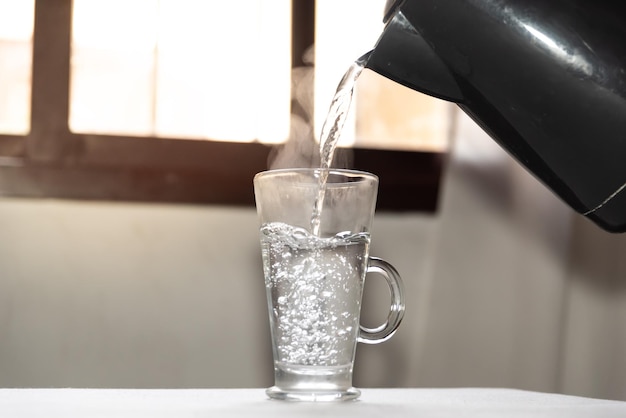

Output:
xmin=365 ymin=11 xmax=463 ymax=103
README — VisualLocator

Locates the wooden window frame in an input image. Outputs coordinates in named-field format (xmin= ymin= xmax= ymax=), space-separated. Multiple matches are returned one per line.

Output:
xmin=0 ymin=0 xmax=444 ymax=212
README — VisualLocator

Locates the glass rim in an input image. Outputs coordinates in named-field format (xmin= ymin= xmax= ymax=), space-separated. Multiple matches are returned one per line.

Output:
xmin=254 ymin=168 xmax=378 ymax=184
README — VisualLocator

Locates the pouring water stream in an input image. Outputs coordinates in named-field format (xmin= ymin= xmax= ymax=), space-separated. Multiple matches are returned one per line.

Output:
xmin=310 ymin=51 xmax=373 ymax=236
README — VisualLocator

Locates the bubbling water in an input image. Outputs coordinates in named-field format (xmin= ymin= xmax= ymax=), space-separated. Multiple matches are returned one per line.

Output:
xmin=261 ymin=222 xmax=370 ymax=369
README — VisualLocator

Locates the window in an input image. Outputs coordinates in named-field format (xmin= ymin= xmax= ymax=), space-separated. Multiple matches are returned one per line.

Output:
xmin=0 ymin=0 xmax=446 ymax=211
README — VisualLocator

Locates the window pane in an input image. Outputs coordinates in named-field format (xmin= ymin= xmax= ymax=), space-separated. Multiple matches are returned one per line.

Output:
xmin=315 ymin=0 xmax=450 ymax=152
xmin=70 ymin=0 xmax=158 ymax=136
xmin=155 ymin=0 xmax=291 ymax=143
xmin=0 ymin=0 xmax=34 ymax=135
xmin=70 ymin=0 xmax=291 ymax=143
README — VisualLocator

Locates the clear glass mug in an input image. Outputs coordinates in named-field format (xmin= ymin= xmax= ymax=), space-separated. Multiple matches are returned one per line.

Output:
xmin=254 ymin=168 xmax=405 ymax=401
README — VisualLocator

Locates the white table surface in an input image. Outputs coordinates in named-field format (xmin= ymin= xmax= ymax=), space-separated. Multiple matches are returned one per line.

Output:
xmin=1 ymin=388 xmax=625 ymax=417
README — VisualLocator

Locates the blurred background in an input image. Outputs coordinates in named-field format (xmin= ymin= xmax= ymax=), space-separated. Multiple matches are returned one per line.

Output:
xmin=1 ymin=0 xmax=625 ymax=402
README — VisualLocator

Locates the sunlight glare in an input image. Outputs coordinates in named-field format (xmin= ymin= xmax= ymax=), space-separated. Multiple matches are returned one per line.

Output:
xmin=70 ymin=0 xmax=291 ymax=143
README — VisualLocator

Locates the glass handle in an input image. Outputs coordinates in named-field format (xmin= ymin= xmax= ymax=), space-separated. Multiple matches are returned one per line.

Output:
xmin=358 ymin=257 xmax=406 ymax=344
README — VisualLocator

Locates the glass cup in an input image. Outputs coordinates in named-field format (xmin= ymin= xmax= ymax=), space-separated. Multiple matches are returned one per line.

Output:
xmin=254 ymin=168 xmax=405 ymax=401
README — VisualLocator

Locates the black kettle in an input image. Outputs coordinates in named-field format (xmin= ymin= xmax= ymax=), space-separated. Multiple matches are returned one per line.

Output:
xmin=365 ymin=0 xmax=626 ymax=232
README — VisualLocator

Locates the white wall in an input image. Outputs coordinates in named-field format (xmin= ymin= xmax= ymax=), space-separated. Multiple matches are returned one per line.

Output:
xmin=0 ymin=201 xmax=271 ymax=388
xmin=1 ymin=111 xmax=626 ymax=401
xmin=0 ymin=196 xmax=438 ymax=389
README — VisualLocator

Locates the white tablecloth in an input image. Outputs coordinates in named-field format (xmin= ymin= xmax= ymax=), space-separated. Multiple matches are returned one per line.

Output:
xmin=1 ymin=388 xmax=625 ymax=417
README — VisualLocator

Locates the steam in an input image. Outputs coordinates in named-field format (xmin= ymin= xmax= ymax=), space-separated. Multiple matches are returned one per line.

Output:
xmin=267 ymin=47 xmax=353 ymax=170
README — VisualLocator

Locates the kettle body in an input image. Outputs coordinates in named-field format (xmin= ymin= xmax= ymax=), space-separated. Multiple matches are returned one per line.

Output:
xmin=366 ymin=0 xmax=626 ymax=232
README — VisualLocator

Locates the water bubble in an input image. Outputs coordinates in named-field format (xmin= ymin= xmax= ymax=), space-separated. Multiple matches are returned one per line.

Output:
xmin=262 ymin=221 xmax=370 ymax=366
